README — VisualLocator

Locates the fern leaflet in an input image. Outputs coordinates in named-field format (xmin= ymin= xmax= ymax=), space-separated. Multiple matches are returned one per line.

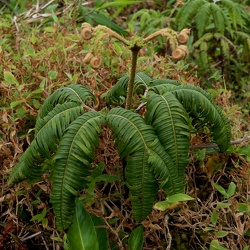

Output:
xmin=50 ymin=111 xmax=105 ymax=230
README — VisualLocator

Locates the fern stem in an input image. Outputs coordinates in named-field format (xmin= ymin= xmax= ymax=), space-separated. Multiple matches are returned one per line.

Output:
xmin=125 ymin=46 xmax=140 ymax=109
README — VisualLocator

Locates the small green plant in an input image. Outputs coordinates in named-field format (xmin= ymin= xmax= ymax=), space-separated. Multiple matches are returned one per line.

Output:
xmin=8 ymin=23 xmax=231 ymax=248
xmin=205 ymin=181 xmax=250 ymax=249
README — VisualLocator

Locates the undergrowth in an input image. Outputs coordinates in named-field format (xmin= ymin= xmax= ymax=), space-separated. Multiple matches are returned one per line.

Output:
xmin=0 ymin=1 xmax=250 ymax=250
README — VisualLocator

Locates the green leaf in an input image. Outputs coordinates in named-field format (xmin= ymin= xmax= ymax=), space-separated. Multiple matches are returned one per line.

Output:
xmin=42 ymin=218 xmax=48 ymax=228
xmin=226 ymin=182 xmax=236 ymax=197
xmin=237 ymin=203 xmax=250 ymax=213
xmin=50 ymin=236 xmax=64 ymax=243
xmin=67 ymin=199 xmax=99 ymax=250
xmin=51 ymin=11 xmax=58 ymax=23
xmin=154 ymin=194 xmax=194 ymax=211
xmin=204 ymin=227 xmax=215 ymax=231
xmin=195 ymin=149 xmax=206 ymax=161
xmin=30 ymin=208 xmax=47 ymax=222
xmin=153 ymin=200 xmax=173 ymax=211
xmin=91 ymin=215 xmax=108 ymax=250
xmin=91 ymin=162 xmax=105 ymax=178
xmin=237 ymin=146 xmax=250 ymax=158
xmin=4 ymin=71 xmax=19 ymax=85
xmin=211 ymin=210 xmax=218 ymax=225
xmin=10 ymin=100 xmax=25 ymax=109
xmin=128 ymin=225 xmax=144 ymax=250
xmin=167 ymin=193 xmax=194 ymax=203
xmin=217 ymin=202 xmax=231 ymax=209
xmin=212 ymin=182 xmax=228 ymax=197
xmin=48 ymin=70 xmax=58 ymax=80
xmin=209 ymin=240 xmax=228 ymax=250
xmin=245 ymin=230 xmax=250 ymax=236
xmin=215 ymin=231 xmax=229 ymax=238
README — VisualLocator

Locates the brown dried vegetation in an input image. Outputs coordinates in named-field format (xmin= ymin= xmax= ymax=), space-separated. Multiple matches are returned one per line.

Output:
xmin=0 ymin=6 xmax=250 ymax=250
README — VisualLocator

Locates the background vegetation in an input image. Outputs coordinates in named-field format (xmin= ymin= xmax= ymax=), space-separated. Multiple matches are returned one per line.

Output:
xmin=0 ymin=0 xmax=249 ymax=249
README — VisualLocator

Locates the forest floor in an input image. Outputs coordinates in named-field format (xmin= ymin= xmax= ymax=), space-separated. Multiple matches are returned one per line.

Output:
xmin=0 ymin=1 xmax=250 ymax=249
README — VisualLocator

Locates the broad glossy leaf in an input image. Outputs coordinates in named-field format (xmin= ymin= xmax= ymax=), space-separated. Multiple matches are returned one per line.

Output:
xmin=128 ymin=225 xmax=144 ymax=250
xmin=67 ymin=199 xmax=99 ymax=250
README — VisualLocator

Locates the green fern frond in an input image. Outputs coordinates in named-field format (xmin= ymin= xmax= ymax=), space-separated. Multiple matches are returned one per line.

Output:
xmin=170 ymin=85 xmax=231 ymax=151
xmin=234 ymin=31 xmax=250 ymax=61
xmin=8 ymin=103 xmax=84 ymax=185
xmin=214 ymin=33 xmax=236 ymax=56
xmin=220 ymin=0 xmax=244 ymax=29
xmin=177 ymin=0 xmax=206 ymax=30
xmin=211 ymin=3 xmax=226 ymax=35
xmin=50 ymin=111 xmax=105 ymax=231
xmin=135 ymin=72 xmax=152 ymax=92
xmin=124 ymin=151 xmax=158 ymax=222
xmin=104 ymin=72 xmax=152 ymax=105
xmin=238 ymin=5 xmax=250 ymax=31
xmin=192 ymin=34 xmax=211 ymax=71
xmin=150 ymin=79 xmax=181 ymax=87
xmin=148 ymin=79 xmax=181 ymax=95
xmin=38 ymin=84 xmax=96 ymax=119
xmin=193 ymin=33 xmax=213 ymax=49
xmin=220 ymin=39 xmax=230 ymax=60
xmin=104 ymin=75 xmax=129 ymax=105
xmin=196 ymin=2 xmax=211 ymax=38
xmin=199 ymin=42 xmax=209 ymax=70
xmin=199 ymin=51 xmax=208 ymax=71
xmin=145 ymin=92 xmax=190 ymax=181
xmin=106 ymin=108 xmax=182 ymax=221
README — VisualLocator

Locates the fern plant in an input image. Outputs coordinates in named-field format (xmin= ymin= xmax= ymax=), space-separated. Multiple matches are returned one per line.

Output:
xmin=8 ymin=23 xmax=231 ymax=246
xmin=175 ymin=0 xmax=250 ymax=83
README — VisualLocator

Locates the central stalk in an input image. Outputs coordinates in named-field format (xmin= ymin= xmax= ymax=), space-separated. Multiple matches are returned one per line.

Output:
xmin=125 ymin=45 xmax=141 ymax=109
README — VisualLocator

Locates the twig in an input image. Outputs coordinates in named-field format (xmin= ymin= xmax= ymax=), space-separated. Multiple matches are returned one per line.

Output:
xmin=20 ymin=231 xmax=42 ymax=241
xmin=13 ymin=16 xmax=20 ymax=33
xmin=40 ymin=0 xmax=55 ymax=11
xmin=189 ymin=135 xmax=250 ymax=150
xmin=164 ymin=215 xmax=172 ymax=250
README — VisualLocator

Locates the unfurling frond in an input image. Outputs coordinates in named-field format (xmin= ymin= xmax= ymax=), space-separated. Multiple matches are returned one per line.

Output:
xmin=50 ymin=111 xmax=105 ymax=231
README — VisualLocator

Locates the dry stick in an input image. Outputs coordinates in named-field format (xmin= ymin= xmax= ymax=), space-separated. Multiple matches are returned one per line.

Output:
xmin=20 ymin=231 xmax=42 ymax=241
xmin=189 ymin=135 xmax=250 ymax=150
